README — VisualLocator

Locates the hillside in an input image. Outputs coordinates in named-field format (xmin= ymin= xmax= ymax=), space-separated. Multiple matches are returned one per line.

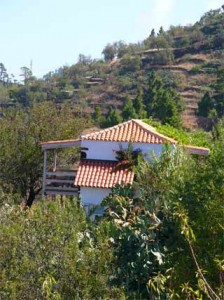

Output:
xmin=0 ymin=6 xmax=224 ymax=129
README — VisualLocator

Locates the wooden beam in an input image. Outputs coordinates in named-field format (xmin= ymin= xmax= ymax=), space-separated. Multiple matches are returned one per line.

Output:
xmin=46 ymin=171 xmax=76 ymax=177
xmin=45 ymin=186 xmax=78 ymax=191
xmin=42 ymin=150 xmax=47 ymax=197
xmin=46 ymin=179 xmax=75 ymax=184
xmin=41 ymin=139 xmax=81 ymax=150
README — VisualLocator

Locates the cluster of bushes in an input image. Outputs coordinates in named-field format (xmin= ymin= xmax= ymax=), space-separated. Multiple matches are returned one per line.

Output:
xmin=0 ymin=199 xmax=124 ymax=299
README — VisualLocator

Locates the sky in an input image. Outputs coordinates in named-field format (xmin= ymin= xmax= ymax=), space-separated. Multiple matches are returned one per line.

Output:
xmin=0 ymin=0 xmax=223 ymax=80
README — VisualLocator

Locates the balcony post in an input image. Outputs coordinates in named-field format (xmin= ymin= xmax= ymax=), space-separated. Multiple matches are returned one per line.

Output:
xmin=53 ymin=150 xmax=57 ymax=172
xmin=42 ymin=150 xmax=47 ymax=197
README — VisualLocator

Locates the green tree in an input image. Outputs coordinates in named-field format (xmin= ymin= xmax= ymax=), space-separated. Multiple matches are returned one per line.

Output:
xmin=213 ymin=67 xmax=224 ymax=118
xmin=9 ymin=85 xmax=29 ymax=106
xmin=102 ymin=191 xmax=164 ymax=299
xmin=144 ymin=71 xmax=182 ymax=127
xmin=133 ymin=89 xmax=146 ymax=118
xmin=198 ymin=91 xmax=214 ymax=117
xmin=153 ymin=48 xmax=174 ymax=65
xmin=102 ymin=43 xmax=117 ymax=61
xmin=116 ymin=41 xmax=129 ymax=58
xmin=119 ymin=55 xmax=142 ymax=74
xmin=198 ymin=68 xmax=224 ymax=119
xmin=104 ymin=107 xmax=122 ymax=127
xmin=20 ymin=66 xmax=32 ymax=85
xmin=93 ymin=104 xmax=105 ymax=125
xmin=150 ymin=28 xmax=155 ymax=37
xmin=155 ymin=35 xmax=171 ymax=50
xmin=158 ymin=26 xmax=165 ymax=35
xmin=144 ymin=71 xmax=163 ymax=114
xmin=122 ymin=96 xmax=137 ymax=121
xmin=0 ymin=102 xmax=90 ymax=206
xmin=135 ymin=139 xmax=224 ymax=299
xmin=0 ymin=84 xmax=9 ymax=104
xmin=77 ymin=53 xmax=93 ymax=65
xmin=0 ymin=63 xmax=8 ymax=84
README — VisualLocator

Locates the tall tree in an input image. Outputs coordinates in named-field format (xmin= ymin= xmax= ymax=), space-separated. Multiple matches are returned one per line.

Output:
xmin=144 ymin=71 xmax=182 ymax=127
xmin=198 ymin=91 xmax=214 ymax=117
xmin=198 ymin=68 xmax=224 ymax=119
xmin=102 ymin=43 xmax=117 ymax=61
xmin=158 ymin=26 xmax=165 ymax=35
xmin=104 ymin=107 xmax=122 ymax=127
xmin=150 ymin=28 xmax=155 ymax=37
xmin=0 ymin=63 xmax=7 ymax=84
xmin=0 ymin=102 xmax=90 ymax=206
xmin=133 ymin=90 xmax=146 ymax=118
xmin=93 ymin=104 xmax=105 ymax=125
xmin=20 ymin=66 xmax=32 ymax=85
xmin=122 ymin=96 xmax=137 ymax=121
xmin=213 ymin=67 xmax=224 ymax=118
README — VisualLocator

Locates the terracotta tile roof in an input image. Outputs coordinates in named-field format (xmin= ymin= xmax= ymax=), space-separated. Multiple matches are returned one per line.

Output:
xmin=74 ymin=160 xmax=134 ymax=188
xmin=81 ymin=119 xmax=177 ymax=144
xmin=40 ymin=119 xmax=210 ymax=156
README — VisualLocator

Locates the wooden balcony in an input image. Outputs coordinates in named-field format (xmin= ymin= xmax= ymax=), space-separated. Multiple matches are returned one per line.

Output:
xmin=41 ymin=140 xmax=81 ymax=197
xmin=44 ymin=170 xmax=79 ymax=196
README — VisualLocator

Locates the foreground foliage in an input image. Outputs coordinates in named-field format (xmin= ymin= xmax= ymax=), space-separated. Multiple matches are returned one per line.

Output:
xmin=0 ymin=121 xmax=223 ymax=299
xmin=0 ymin=199 xmax=124 ymax=299
xmin=101 ymin=121 xmax=224 ymax=299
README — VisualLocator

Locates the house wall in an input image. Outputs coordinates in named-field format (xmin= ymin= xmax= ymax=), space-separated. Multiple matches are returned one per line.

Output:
xmin=80 ymin=187 xmax=111 ymax=205
xmin=81 ymin=140 xmax=174 ymax=161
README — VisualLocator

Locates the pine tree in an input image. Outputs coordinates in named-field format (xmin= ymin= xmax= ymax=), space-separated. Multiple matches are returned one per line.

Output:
xmin=144 ymin=71 xmax=182 ymax=127
xmin=133 ymin=90 xmax=146 ymax=118
xmin=168 ymin=87 xmax=184 ymax=113
xmin=144 ymin=71 xmax=164 ymax=116
xmin=198 ymin=68 xmax=224 ymax=119
xmin=150 ymin=29 xmax=155 ymax=37
xmin=122 ymin=96 xmax=137 ymax=121
xmin=93 ymin=104 xmax=105 ymax=125
xmin=158 ymin=26 xmax=165 ymax=35
xmin=198 ymin=91 xmax=214 ymax=117
xmin=213 ymin=67 xmax=224 ymax=118
xmin=105 ymin=107 xmax=122 ymax=127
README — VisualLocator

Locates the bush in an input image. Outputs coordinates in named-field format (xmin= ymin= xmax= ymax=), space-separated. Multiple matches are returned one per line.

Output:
xmin=0 ymin=199 xmax=124 ymax=299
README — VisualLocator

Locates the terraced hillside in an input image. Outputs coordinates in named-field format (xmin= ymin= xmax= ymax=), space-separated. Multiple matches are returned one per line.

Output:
xmin=1 ymin=6 xmax=223 ymax=129
xmin=66 ymin=49 xmax=223 ymax=128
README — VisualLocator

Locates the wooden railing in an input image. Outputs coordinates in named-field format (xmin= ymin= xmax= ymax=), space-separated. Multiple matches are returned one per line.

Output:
xmin=44 ymin=170 xmax=79 ymax=196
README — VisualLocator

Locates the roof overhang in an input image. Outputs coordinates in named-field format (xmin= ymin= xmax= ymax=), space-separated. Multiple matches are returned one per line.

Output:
xmin=184 ymin=145 xmax=210 ymax=156
xmin=41 ymin=139 xmax=81 ymax=150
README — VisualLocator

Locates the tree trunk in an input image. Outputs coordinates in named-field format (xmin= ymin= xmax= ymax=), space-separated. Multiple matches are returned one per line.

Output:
xmin=26 ymin=186 xmax=36 ymax=207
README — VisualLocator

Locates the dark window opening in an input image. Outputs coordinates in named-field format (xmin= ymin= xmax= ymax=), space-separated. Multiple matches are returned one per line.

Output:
xmin=81 ymin=151 xmax=87 ymax=159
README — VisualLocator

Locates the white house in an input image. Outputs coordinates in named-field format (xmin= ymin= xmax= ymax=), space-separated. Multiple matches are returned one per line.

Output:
xmin=41 ymin=119 xmax=210 ymax=206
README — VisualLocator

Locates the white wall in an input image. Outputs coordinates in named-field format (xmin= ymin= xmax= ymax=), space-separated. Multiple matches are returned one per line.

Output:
xmin=80 ymin=187 xmax=111 ymax=205
xmin=81 ymin=140 xmax=174 ymax=161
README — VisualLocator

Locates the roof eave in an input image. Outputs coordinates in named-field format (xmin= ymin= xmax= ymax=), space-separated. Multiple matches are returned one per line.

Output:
xmin=184 ymin=145 xmax=210 ymax=156
xmin=41 ymin=139 xmax=81 ymax=150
